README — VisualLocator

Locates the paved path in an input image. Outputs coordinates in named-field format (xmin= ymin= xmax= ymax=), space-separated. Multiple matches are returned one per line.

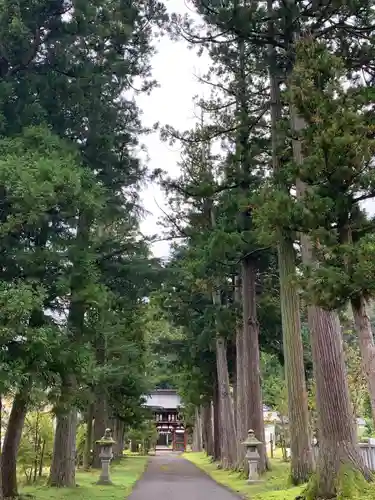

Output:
xmin=129 ymin=452 xmax=241 ymax=500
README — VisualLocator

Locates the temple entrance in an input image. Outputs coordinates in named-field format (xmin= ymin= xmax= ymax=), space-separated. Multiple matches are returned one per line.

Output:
xmin=156 ymin=432 xmax=173 ymax=447
xmin=173 ymin=429 xmax=186 ymax=451
xmin=157 ymin=433 xmax=167 ymax=446
xmin=144 ymin=389 xmax=187 ymax=452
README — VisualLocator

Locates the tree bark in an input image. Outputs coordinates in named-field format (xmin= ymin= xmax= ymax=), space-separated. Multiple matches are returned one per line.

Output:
xmin=351 ymin=295 xmax=375 ymax=425
xmin=49 ymin=375 xmax=77 ymax=488
xmin=232 ymin=378 xmax=237 ymax=432
xmin=39 ymin=439 xmax=46 ymax=477
xmin=48 ymin=212 xmax=88 ymax=487
xmin=83 ymin=403 xmax=94 ymax=470
xmin=92 ymin=326 xmax=108 ymax=468
xmin=292 ymin=107 xmax=371 ymax=495
xmin=118 ymin=420 xmax=125 ymax=458
xmin=215 ymin=336 xmax=237 ymax=468
xmin=235 ymin=276 xmax=247 ymax=467
xmin=192 ymin=406 xmax=203 ymax=452
xmin=340 ymin=224 xmax=375 ymax=426
xmin=267 ymin=18 xmax=314 ymax=483
xmin=278 ymin=237 xmax=314 ymax=480
xmin=2 ymin=385 xmax=30 ymax=498
xmin=202 ymin=403 xmax=214 ymax=457
xmin=307 ymin=303 xmax=371 ymax=494
xmin=131 ymin=440 xmax=138 ymax=453
xmin=212 ymin=378 xmax=221 ymax=462
xmin=49 ymin=405 xmax=77 ymax=487
xmin=242 ymin=256 xmax=267 ymax=473
xmin=92 ymin=394 xmax=108 ymax=468
xmin=235 ymin=341 xmax=246 ymax=465
xmin=113 ymin=418 xmax=125 ymax=459
xmin=33 ymin=413 xmax=40 ymax=483
xmin=232 ymin=0 xmax=260 ymax=470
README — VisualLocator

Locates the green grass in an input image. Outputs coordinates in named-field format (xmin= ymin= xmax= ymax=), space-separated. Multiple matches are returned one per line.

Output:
xmin=184 ymin=452 xmax=375 ymax=499
xmin=20 ymin=456 xmax=148 ymax=500
xmin=183 ymin=452 xmax=303 ymax=500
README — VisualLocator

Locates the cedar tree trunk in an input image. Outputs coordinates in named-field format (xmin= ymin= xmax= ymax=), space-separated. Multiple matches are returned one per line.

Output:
xmin=268 ymin=25 xmax=314 ymax=483
xmin=216 ymin=336 xmax=237 ymax=468
xmin=83 ymin=403 xmax=94 ymax=470
xmin=351 ymin=295 xmax=375 ymax=426
xmin=92 ymin=394 xmax=108 ymax=468
xmin=293 ymin=108 xmax=371 ymax=496
xmin=2 ymin=385 xmax=30 ymax=498
xmin=242 ymin=256 xmax=267 ymax=473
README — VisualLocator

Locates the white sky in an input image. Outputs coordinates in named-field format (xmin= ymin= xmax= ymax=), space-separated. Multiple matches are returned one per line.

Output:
xmin=138 ymin=0 xmax=210 ymax=260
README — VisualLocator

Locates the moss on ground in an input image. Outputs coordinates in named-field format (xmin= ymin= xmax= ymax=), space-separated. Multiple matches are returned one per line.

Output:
xmin=304 ymin=464 xmax=375 ymax=500
xmin=183 ymin=452 xmax=375 ymax=499
xmin=20 ymin=456 xmax=148 ymax=500
xmin=183 ymin=452 xmax=303 ymax=499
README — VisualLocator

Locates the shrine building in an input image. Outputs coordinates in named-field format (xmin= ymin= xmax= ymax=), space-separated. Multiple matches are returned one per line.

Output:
xmin=144 ymin=388 xmax=187 ymax=451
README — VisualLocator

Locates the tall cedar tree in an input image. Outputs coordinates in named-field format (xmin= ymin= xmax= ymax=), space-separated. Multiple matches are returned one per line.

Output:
xmin=175 ymin=0 xmax=313 ymax=481
xmin=160 ymin=128 xmax=239 ymax=467
xmin=183 ymin=0 xmax=375 ymax=489
xmin=0 ymin=0 xmax=167 ymax=488
xmin=0 ymin=129 xmax=101 ymax=497
xmin=288 ymin=40 xmax=375 ymax=496
xmin=160 ymin=101 xmax=284 ymax=467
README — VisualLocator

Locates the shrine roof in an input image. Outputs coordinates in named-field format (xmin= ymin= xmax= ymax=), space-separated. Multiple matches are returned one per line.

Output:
xmin=143 ymin=389 xmax=182 ymax=410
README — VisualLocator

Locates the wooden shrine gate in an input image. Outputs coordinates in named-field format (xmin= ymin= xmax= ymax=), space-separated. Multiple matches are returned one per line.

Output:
xmin=144 ymin=389 xmax=187 ymax=452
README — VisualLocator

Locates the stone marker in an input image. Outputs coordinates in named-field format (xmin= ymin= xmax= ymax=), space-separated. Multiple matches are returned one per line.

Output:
xmin=242 ymin=429 xmax=263 ymax=483
xmin=96 ymin=428 xmax=116 ymax=485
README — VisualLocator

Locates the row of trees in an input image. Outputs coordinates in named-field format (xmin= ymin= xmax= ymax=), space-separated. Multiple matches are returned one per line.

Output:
xmin=0 ymin=1 xmax=168 ymax=498
xmin=153 ymin=1 xmax=375 ymax=499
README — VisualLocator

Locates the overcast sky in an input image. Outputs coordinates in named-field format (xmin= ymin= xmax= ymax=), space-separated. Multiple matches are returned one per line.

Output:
xmin=138 ymin=0 xmax=210 ymax=260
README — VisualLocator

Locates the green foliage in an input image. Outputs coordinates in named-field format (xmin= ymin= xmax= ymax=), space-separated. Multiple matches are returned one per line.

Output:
xmin=158 ymin=105 xmax=284 ymax=410
xmin=288 ymin=40 xmax=375 ymax=309
xmin=21 ymin=456 xmax=149 ymax=499
xmin=363 ymin=393 xmax=373 ymax=422
xmin=153 ymin=249 xmax=218 ymax=408
xmin=344 ymin=333 xmax=368 ymax=418
xmin=261 ymin=353 xmax=286 ymax=411
xmin=0 ymin=0 xmax=170 ymax=492
xmin=76 ymin=421 xmax=88 ymax=467
xmin=18 ymin=410 xmax=54 ymax=484
xmin=0 ymin=127 xmax=102 ymax=399
xmin=126 ymin=420 xmax=158 ymax=454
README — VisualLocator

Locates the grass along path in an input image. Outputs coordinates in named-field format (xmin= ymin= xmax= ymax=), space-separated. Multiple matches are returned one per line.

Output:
xmin=183 ymin=452 xmax=304 ymax=500
xmin=184 ymin=452 xmax=375 ymax=500
xmin=20 ymin=456 xmax=148 ymax=500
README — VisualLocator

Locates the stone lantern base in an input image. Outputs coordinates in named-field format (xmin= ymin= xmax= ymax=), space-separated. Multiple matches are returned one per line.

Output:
xmin=247 ymin=458 xmax=264 ymax=483
xmin=97 ymin=457 xmax=113 ymax=485
xmin=96 ymin=428 xmax=116 ymax=486
xmin=242 ymin=430 xmax=264 ymax=484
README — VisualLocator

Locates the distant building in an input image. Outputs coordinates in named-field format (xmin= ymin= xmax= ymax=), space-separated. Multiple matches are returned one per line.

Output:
xmin=262 ymin=407 xmax=285 ymax=454
xmin=357 ymin=417 xmax=367 ymax=438
xmin=143 ymin=389 xmax=187 ymax=451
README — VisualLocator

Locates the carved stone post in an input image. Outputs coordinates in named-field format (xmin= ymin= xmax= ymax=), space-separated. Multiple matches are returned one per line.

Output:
xmin=96 ymin=428 xmax=116 ymax=485
xmin=242 ymin=429 xmax=263 ymax=483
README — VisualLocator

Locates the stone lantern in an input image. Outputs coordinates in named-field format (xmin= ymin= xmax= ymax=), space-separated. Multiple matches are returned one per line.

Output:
xmin=242 ymin=429 xmax=263 ymax=483
xmin=96 ymin=428 xmax=116 ymax=485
